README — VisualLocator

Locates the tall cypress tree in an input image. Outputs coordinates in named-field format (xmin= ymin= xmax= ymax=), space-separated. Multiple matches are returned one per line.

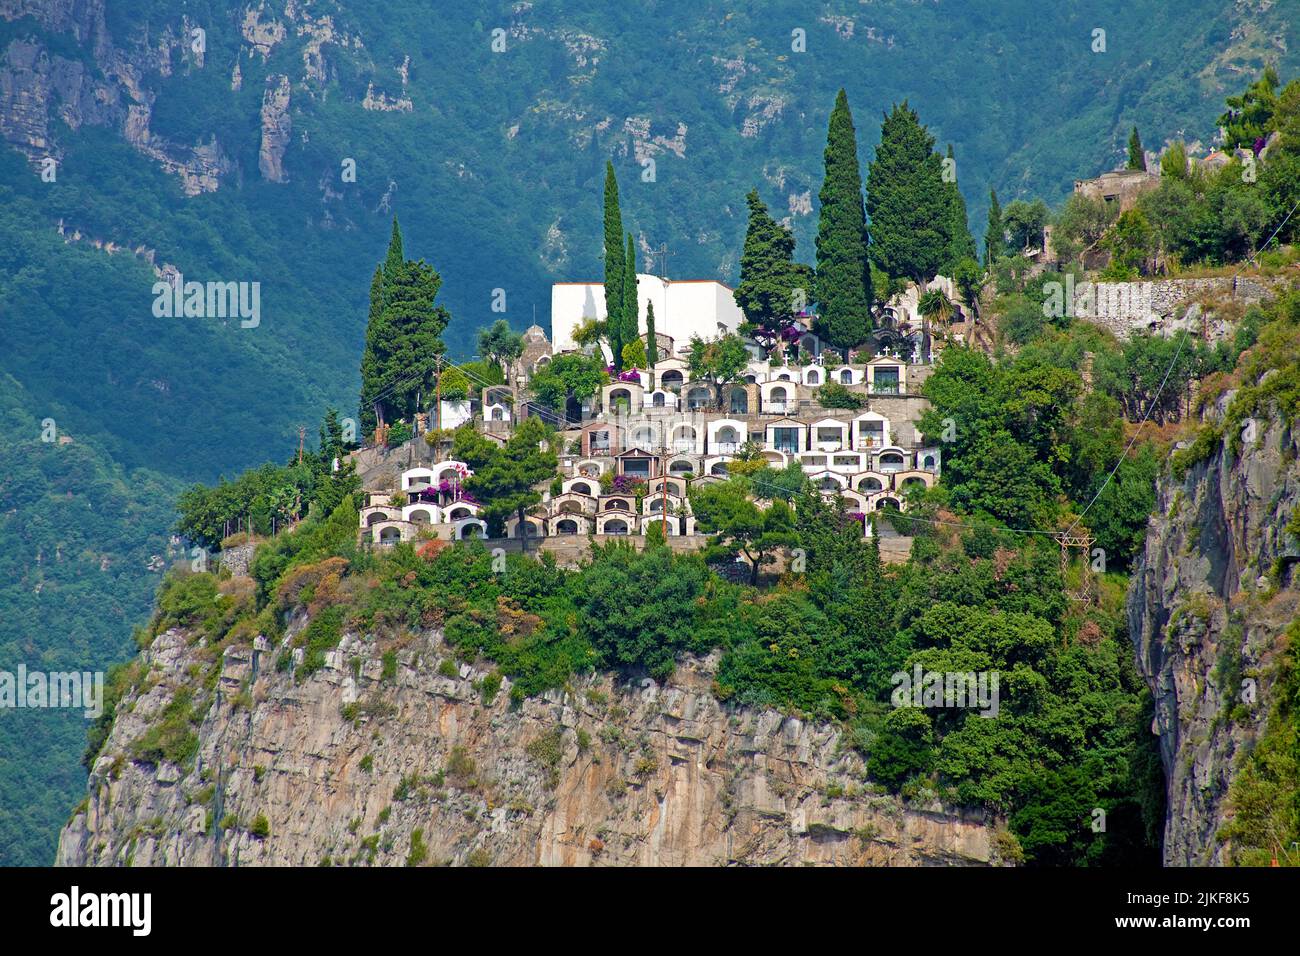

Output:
xmin=941 ymin=144 xmax=978 ymax=273
xmin=813 ymin=89 xmax=872 ymax=350
xmin=1127 ymin=126 xmax=1146 ymax=171
xmin=866 ymin=101 xmax=951 ymax=284
xmin=357 ymin=218 xmax=450 ymax=434
xmin=735 ymin=188 xmax=815 ymax=349
xmin=984 ymin=189 xmax=1004 ymax=267
xmin=359 ymin=218 xmax=406 ymax=434
xmin=603 ymin=162 xmax=625 ymax=362
xmin=646 ymin=301 xmax=658 ymax=369
xmin=618 ymin=233 xmax=638 ymax=371
xmin=383 ymin=216 xmax=404 ymax=284
xmin=376 ymin=261 xmax=449 ymax=423
xmin=358 ymin=264 xmax=388 ymax=433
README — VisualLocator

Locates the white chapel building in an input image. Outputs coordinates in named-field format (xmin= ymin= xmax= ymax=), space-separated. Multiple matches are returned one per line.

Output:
xmin=550 ymin=274 xmax=745 ymax=356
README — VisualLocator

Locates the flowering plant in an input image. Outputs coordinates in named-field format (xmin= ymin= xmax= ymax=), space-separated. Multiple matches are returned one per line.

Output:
xmin=611 ymin=474 xmax=645 ymax=494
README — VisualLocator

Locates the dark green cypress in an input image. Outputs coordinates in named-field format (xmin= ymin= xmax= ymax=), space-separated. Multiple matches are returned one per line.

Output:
xmin=813 ymin=89 xmax=872 ymax=350
xmin=603 ymin=162 xmax=625 ymax=362
xmin=619 ymin=233 xmax=638 ymax=371
xmin=1127 ymin=126 xmax=1146 ymax=171
xmin=942 ymin=144 xmax=977 ymax=273
xmin=383 ymin=216 xmax=404 ymax=285
xmin=646 ymin=301 xmax=658 ymax=369
xmin=358 ymin=219 xmax=450 ymax=435
xmin=735 ymin=188 xmax=814 ymax=348
xmin=866 ymin=101 xmax=951 ymax=284
xmin=984 ymin=189 xmax=1004 ymax=267
xmin=359 ymin=263 xmax=388 ymax=434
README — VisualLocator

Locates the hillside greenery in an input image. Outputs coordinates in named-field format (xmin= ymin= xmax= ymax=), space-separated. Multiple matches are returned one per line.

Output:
xmin=5 ymin=0 xmax=1300 ymax=865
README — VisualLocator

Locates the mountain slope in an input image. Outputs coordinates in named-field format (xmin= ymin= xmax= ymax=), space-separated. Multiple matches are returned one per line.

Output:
xmin=3 ymin=0 xmax=1299 ymax=865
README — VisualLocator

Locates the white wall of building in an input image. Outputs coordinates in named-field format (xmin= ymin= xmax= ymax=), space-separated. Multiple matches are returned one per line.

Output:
xmin=439 ymin=400 xmax=472 ymax=430
xmin=551 ymin=275 xmax=744 ymax=354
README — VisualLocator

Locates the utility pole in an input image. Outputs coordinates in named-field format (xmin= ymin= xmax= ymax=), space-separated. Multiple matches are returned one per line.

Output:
xmin=647 ymin=242 xmax=674 ymax=281
xmin=1055 ymin=531 xmax=1096 ymax=606
xmin=659 ymin=436 xmax=670 ymax=541
xmin=647 ymin=242 xmax=674 ymax=394
xmin=297 ymin=425 xmax=305 ymax=465
xmin=434 ymin=354 xmax=443 ymax=441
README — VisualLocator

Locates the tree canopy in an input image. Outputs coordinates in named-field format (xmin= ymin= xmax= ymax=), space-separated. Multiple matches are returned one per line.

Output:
xmin=867 ymin=102 xmax=951 ymax=284
xmin=456 ymin=416 xmax=558 ymax=538
xmin=358 ymin=218 xmax=451 ymax=434
xmin=602 ymin=162 xmax=626 ymax=362
xmin=528 ymin=352 xmax=607 ymax=411
xmin=734 ymin=188 xmax=814 ymax=350
xmin=477 ymin=319 xmax=523 ymax=375
xmin=813 ymin=89 xmax=872 ymax=349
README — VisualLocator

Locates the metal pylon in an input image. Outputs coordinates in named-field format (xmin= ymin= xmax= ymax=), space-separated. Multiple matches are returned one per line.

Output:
xmin=1055 ymin=532 xmax=1096 ymax=604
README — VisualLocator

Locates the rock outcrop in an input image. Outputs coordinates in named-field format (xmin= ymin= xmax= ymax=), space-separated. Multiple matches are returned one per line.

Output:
xmin=258 ymin=74 xmax=291 ymax=182
xmin=1 ymin=0 xmax=232 ymax=192
xmin=1129 ymin=393 xmax=1300 ymax=865
xmin=58 ymin=624 xmax=1005 ymax=867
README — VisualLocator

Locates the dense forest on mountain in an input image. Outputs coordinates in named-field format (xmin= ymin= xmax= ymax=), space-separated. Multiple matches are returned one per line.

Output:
xmin=3 ymin=0 xmax=1300 ymax=864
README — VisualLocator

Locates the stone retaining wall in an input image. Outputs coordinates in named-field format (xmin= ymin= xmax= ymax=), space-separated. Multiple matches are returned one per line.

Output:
xmin=1063 ymin=275 xmax=1289 ymax=340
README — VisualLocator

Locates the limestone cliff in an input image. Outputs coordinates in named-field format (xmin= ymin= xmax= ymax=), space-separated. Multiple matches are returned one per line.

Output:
xmin=0 ymin=0 xmax=232 ymax=193
xmin=1129 ymin=393 xmax=1300 ymax=865
xmin=58 ymin=622 xmax=1004 ymax=867
xmin=258 ymin=74 xmax=292 ymax=182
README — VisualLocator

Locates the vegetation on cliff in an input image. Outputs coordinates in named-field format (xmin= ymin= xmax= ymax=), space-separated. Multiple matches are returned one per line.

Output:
xmin=13 ymin=4 xmax=1300 ymax=867
xmin=124 ymin=451 xmax=1165 ymax=866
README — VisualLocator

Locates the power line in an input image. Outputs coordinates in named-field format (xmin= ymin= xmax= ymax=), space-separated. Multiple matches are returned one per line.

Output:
xmin=1065 ymin=195 xmax=1300 ymax=535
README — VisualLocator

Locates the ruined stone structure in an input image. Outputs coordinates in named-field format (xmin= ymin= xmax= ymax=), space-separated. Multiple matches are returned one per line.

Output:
xmin=1072 ymin=168 xmax=1160 ymax=213
xmin=1059 ymin=275 xmax=1284 ymax=341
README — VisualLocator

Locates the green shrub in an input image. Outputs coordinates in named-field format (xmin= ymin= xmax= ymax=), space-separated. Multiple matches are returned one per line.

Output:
xmin=406 ymin=828 xmax=428 ymax=866
xmin=129 ymin=688 xmax=201 ymax=769
xmin=478 ymin=671 xmax=502 ymax=705
xmin=386 ymin=420 xmax=414 ymax=446
xmin=295 ymin=606 xmax=346 ymax=677
xmin=816 ymin=381 xmax=866 ymax=409
xmin=446 ymin=746 xmax=476 ymax=783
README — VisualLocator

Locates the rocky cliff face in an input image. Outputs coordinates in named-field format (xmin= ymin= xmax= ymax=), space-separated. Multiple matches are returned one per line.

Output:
xmin=1129 ymin=394 xmax=1300 ymax=865
xmin=58 ymin=622 xmax=1004 ymax=867
xmin=1 ymin=0 xmax=233 ymax=193
xmin=258 ymin=74 xmax=291 ymax=182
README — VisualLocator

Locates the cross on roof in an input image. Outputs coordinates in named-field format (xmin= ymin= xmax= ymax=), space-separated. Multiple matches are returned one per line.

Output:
xmin=647 ymin=243 xmax=674 ymax=280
